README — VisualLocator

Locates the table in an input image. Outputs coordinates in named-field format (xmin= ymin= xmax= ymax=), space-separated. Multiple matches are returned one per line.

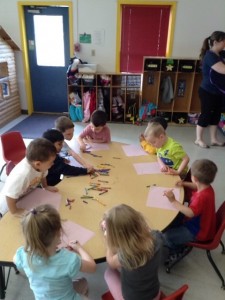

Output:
xmin=0 ymin=142 xmax=183 ymax=298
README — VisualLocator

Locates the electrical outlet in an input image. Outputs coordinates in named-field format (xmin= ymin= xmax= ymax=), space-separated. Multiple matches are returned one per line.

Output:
xmin=91 ymin=49 xmax=95 ymax=56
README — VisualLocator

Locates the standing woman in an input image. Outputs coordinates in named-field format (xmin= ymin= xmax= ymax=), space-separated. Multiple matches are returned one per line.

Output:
xmin=101 ymin=204 xmax=163 ymax=300
xmin=195 ymin=31 xmax=225 ymax=148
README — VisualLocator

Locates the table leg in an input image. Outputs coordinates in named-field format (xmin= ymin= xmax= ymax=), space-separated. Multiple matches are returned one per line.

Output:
xmin=0 ymin=266 xmax=6 ymax=299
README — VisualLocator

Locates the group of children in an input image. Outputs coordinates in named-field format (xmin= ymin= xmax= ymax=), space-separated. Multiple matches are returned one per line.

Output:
xmin=0 ymin=110 xmax=219 ymax=299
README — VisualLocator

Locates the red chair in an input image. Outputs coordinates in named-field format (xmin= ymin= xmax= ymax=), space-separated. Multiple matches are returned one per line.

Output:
xmin=0 ymin=131 xmax=26 ymax=178
xmin=160 ymin=284 xmax=189 ymax=300
xmin=187 ymin=201 xmax=225 ymax=289
xmin=101 ymin=291 xmax=114 ymax=300
xmin=166 ymin=201 xmax=225 ymax=289
xmin=102 ymin=285 xmax=189 ymax=300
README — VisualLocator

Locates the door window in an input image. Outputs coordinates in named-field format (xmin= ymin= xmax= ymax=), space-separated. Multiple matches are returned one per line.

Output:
xmin=34 ymin=15 xmax=65 ymax=66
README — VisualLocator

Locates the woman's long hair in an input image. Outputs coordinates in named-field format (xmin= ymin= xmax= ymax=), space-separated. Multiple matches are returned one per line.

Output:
xmin=104 ymin=204 xmax=155 ymax=270
xmin=199 ymin=31 xmax=225 ymax=61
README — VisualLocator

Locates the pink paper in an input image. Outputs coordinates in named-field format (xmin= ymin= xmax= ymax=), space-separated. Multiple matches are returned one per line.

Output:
xmin=16 ymin=188 xmax=62 ymax=211
xmin=59 ymin=220 xmax=95 ymax=248
xmin=133 ymin=162 xmax=161 ymax=174
xmin=147 ymin=186 xmax=181 ymax=211
xmin=122 ymin=145 xmax=148 ymax=157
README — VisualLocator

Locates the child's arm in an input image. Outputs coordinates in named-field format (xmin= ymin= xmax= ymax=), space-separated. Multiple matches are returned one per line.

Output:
xmin=69 ymin=241 xmax=96 ymax=273
xmin=41 ymin=177 xmax=58 ymax=192
xmin=106 ymin=246 xmax=121 ymax=269
xmin=176 ymin=154 xmax=190 ymax=175
xmin=77 ymin=136 xmax=87 ymax=152
xmin=157 ymin=156 xmax=169 ymax=172
xmin=163 ymin=189 xmax=194 ymax=218
xmin=164 ymin=154 xmax=190 ymax=176
xmin=6 ymin=196 xmax=25 ymax=215
xmin=176 ymin=180 xmax=197 ymax=190
xmin=67 ymin=148 xmax=93 ymax=169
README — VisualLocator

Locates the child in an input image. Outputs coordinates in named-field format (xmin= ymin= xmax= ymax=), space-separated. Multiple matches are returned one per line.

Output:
xmin=139 ymin=116 xmax=168 ymax=155
xmin=42 ymin=129 xmax=94 ymax=186
xmin=163 ymin=159 xmax=217 ymax=262
xmin=54 ymin=116 xmax=92 ymax=169
xmin=144 ymin=122 xmax=189 ymax=178
xmin=101 ymin=204 xmax=162 ymax=300
xmin=14 ymin=204 xmax=96 ymax=300
xmin=0 ymin=138 xmax=58 ymax=217
xmin=77 ymin=110 xmax=111 ymax=152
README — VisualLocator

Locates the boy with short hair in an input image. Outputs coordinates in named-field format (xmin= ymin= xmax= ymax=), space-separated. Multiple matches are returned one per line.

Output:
xmin=139 ymin=116 xmax=168 ymax=155
xmin=77 ymin=110 xmax=111 ymax=152
xmin=43 ymin=129 xmax=94 ymax=186
xmin=54 ymin=116 xmax=92 ymax=168
xmin=163 ymin=159 xmax=217 ymax=262
xmin=0 ymin=138 xmax=58 ymax=216
xmin=144 ymin=122 xmax=189 ymax=178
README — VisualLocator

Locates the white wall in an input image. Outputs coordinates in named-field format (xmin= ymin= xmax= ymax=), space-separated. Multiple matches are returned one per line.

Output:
xmin=0 ymin=0 xmax=225 ymax=111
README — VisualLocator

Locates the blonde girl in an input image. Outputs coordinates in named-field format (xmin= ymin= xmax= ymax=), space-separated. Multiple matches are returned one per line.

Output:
xmin=14 ymin=204 xmax=96 ymax=300
xmin=101 ymin=204 xmax=162 ymax=300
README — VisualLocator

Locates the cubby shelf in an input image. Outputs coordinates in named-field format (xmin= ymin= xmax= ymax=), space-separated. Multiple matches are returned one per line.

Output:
xmin=67 ymin=73 xmax=142 ymax=123
xmin=142 ymin=57 xmax=202 ymax=124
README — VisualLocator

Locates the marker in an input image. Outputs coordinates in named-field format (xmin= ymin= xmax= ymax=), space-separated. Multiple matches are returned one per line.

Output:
xmin=98 ymin=180 xmax=109 ymax=183
xmin=99 ymin=190 xmax=108 ymax=195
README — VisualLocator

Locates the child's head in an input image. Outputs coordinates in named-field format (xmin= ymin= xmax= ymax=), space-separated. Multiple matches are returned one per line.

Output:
xmin=90 ymin=110 xmax=107 ymax=133
xmin=191 ymin=159 xmax=217 ymax=185
xmin=43 ymin=129 xmax=64 ymax=153
xmin=21 ymin=204 xmax=62 ymax=261
xmin=149 ymin=116 xmax=168 ymax=130
xmin=26 ymin=138 xmax=56 ymax=172
xmin=103 ymin=204 xmax=155 ymax=270
xmin=144 ymin=122 xmax=166 ymax=148
xmin=54 ymin=116 xmax=74 ymax=140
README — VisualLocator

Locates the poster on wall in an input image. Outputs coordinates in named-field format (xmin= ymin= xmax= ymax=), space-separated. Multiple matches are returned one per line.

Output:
xmin=79 ymin=33 xmax=92 ymax=44
xmin=2 ymin=82 xmax=10 ymax=98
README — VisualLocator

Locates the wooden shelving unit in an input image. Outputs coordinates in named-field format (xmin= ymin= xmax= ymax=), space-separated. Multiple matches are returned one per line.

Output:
xmin=67 ymin=73 xmax=142 ymax=123
xmin=142 ymin=57 xmax=202 ymax=123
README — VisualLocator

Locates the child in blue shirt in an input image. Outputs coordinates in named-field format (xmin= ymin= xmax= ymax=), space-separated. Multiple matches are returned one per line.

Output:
xmin=14 ymin=204 xmax=96 ymax=300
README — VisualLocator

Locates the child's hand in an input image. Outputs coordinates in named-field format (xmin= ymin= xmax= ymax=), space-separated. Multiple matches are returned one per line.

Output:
xmin=86 ymin=136 xmax=93 ymax=142
xmin=45 ymin=186 xmax=58 ymax=193
xmin=100 ymin=219 xmax=107 ymax=236
xmin=160 ymin=165 xmax=169 ymax=172
xmin=163 ymin=189 xmax=176 ymax=202
xmin=175 ymin=180 xmax=183 ymax=187
xmin=139 ymin=134 xmax=145 ymax=142
xmin=165 ymin=168 xmax=179 ymax=176
xmin=68 ymin=240 xmax=81 ymax=252
xmin=87 ymin=166 xmax=95 ymax=174
xmin=80 ymin=143 xmax=87 ymax=152
xmin=63 ymin=158 xmax=70 ymax=164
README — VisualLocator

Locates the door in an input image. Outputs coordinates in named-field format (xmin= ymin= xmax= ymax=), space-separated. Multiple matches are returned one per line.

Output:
xmin=24 ymin=6 xmax=70 ymax=113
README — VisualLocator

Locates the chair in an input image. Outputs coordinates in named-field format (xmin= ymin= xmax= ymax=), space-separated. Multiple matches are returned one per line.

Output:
xmin=0 ymin=131 xmax=26 ymax=178
xmin=102 ymin=285 xmax=189 ymax=300
xmin=159 ymin=284 xmax=189 ymax=300
xmin=101 ymin=291 xmax=114 ymax=300
xmin=166 ymin=201 xmax=225 ymax=289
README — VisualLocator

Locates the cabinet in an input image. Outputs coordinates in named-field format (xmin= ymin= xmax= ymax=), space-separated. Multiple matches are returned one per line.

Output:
xmin=67 ymin=73 xmax=142 ymax=123
xmin=142 ymin=57 xmax=202 ymax=124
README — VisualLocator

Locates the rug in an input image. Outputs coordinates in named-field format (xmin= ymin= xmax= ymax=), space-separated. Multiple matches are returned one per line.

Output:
xmin=7 ymin=113 xmax=63 ymax=139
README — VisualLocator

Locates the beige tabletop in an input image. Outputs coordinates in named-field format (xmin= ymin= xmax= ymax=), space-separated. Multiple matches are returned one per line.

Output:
xmin=0 ymin=141 xmax=183 ymax=263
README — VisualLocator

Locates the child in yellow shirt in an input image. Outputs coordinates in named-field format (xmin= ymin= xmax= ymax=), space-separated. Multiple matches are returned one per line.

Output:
xmin=139 ymin=116 xmax=168 ymax=154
